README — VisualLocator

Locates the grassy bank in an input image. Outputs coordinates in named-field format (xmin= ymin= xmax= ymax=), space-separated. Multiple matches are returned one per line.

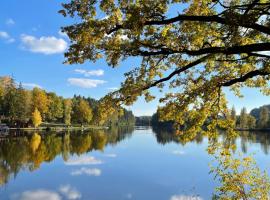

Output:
xmin=8 ymin=123 xmax=108 ymax=131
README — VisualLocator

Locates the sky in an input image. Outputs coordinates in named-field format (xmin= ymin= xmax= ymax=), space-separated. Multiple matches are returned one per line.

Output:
xmin=0 ymin=0 xmax=269 ymax=116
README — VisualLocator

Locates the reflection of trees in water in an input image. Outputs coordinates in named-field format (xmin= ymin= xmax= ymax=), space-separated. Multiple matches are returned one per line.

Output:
xmin=153 ymin=126 xmax=270 ymax=155
xmin=219 ymin=130 xmax=270 ymax=155
xmin=152 ymin=126 xmax=206 ymax=145
xmin=0 ymin=126 xmax=134 ymax=186
xmin=106 ymin=126 xmax=134 ymax=146
xmin=153 ymin=127 xmax=270 ymax=199
xmin=238 ymin=131 xmax=270 ymax=155
xmin=1 ymin=126 xmax=269 ymax=199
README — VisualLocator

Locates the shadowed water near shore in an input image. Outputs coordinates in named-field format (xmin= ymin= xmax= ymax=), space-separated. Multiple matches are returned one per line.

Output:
xmin=0 ymin=127 xmax=270 ymax=199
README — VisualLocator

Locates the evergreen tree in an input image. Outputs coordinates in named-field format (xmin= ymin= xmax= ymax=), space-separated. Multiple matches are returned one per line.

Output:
xmin=2 ymin=80 xmax=17 ymax=124
xmin=247 ymin=115 xmax=256 ymax=129
xmin=231 ymin=106 xmax=237 ymax=125
xmin=258 ymin=107 xmax=269 ymax=128
xmin=15 ymin=84 xmax=32 ymax=126
xmin=239 ymin=107 xmax=248 ymax=129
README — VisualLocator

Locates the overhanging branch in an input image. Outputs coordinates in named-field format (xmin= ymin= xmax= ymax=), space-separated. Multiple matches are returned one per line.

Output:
xmin=108 ymin=14 xmax=270 ymax=35
xmin=137 ymin=43 xmax=270 ymax=57
xmin=142 ymin=54 xmax=211 ymax=90
xmin=222 ymin=70 xmax=270 ymax=87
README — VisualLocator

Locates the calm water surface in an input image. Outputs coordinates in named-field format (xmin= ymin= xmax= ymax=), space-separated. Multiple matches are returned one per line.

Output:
xmin=0 ymin=127 xmax=270 ymax=200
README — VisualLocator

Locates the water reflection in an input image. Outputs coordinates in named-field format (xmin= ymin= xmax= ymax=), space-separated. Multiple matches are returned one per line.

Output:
xmin=0 ymin=126 xmax=134 ymax=186
xmin=0 ymin=127 xmax=270 ymax=199
xmin=153 ymin=126 xmax=270 ymax=155
xmin=11 ymin=185 xmax=82 ymax=200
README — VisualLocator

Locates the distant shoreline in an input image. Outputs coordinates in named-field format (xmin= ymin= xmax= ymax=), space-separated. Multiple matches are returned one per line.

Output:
xmin=6 ymin=125 xmax=108 ymax=131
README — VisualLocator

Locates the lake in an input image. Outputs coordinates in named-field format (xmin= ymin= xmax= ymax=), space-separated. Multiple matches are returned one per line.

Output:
xmin=0 ymin=127 xmax=270 ymax=200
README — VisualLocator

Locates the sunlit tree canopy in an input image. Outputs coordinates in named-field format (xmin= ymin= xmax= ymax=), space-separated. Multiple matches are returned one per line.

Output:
xmin=60 ymin=0 xmax=270 ymax=132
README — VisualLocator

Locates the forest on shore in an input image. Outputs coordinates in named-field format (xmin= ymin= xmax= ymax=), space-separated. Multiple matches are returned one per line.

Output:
xmin=0 ymin=76 xmax=135 ymax=128
xmin=1 ymin=75 xmax=269 ymax=130
xmin=136 ymin=106 xmax=270 ymax=130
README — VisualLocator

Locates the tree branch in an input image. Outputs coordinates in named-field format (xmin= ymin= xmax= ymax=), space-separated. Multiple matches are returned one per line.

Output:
xmin=142 ymin=55 xmax=211 ymax=90
xmin=222 ymin=70 xmax=270 ymax=87
xmin=108 ymin=14 xmax=270 ymax=35
xmin=137 ymin=43 xmax=270 ymax=57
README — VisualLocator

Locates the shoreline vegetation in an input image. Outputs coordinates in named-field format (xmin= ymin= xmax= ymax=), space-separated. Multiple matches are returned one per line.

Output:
xmin=136 ymin=105 xmax=270 ymax=133
xmin=3 ymin=125 xmax=270 ymax=132
xmin=1 ymin=76 xmax=269 ymax=134
xmin=8 ymin=125 xmax=107 ymax=131
xmin=0 ymin=76 xmax=135 ymax=130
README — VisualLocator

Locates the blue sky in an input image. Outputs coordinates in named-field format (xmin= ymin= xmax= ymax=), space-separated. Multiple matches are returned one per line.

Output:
xmin=0 ymin=0 xmax=269 ymax=116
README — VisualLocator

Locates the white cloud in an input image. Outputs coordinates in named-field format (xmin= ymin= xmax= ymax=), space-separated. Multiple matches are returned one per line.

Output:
xmin=104 ymin=153 xmax=117 ymax=158
xmin=0 ymin=31 xmax=9 ymax=38
xmin=59 ymin=185 xmax=81 ymax=200
xmin=71 ymin=167 xmax=101 ymax=176
xmin=172 ymin=150 xmax=185 ymax=155
xmin=21 ymin=83 xmax=42 ymax=89
xmin=11 ymin=186 xmax=82 ymax=200
xmin=74 ymin=69 xmax=104 ymax=77
xmin=21 ymin=34 xmax=67 ymax=54
xmin=6 ymin=18 xmax=15 ymax=25
xmin=68 ymin=78 xmax=106 ymax=88
xmin=0 ymin=31 xmax=15 ymax=43
xmin=170 ymin=195 xmax=203 ymax=200
xmin=14 ymin=190 xmax=61 ymax=200
xmin=65 ymin=156 xmax=103 ymax=165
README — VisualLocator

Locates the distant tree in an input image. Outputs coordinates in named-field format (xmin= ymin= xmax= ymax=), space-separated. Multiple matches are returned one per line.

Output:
xmin=239 ymin=107 xmax=248 ymax=129
xmin=32 ymin=88 xmax=49 ymax=119
xmin=258 ymin=107 xmax=269 ymax=128
xmin=0 ymin=77 xmax=135 ymax=127
xmin=64 ymin=99 xmax=72 ymax=126
xmin=230 ymin=106 xmax=237 ymax=125
xmin=247 ymin=115 xmax=256 ymax=129
xmin=0 ymin=79 xmax=32 ymax=126
xmin=136 ymin=116 xmax=152 ymax=126
xmin=15 ymin=84 xmax=32 ymax=126
xmin=72 ymin=99 xmax=93 ymax=125
xmin=46 ymin=92 xmax=64 ymax=122
xmin=0 ymin=85 xmax=3 ymax=122
xmin=2 ymin=81 xmax=17 ymax=124
xmin=32 ymin=108 xmax=42 ymax=128
xmin=94 ymin=105 xmax=109 ymax=126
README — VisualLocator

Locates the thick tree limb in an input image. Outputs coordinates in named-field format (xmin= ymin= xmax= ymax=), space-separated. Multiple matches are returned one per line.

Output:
xmin=222 ymin=70 xmax=270 ymax=86
xmin=142 ymin=55 xmax=211 ymax=90
xmin=108 ymin=14 xmax=270 ymax=35
xmin=137 ymin=43 xmax=270 ymax=57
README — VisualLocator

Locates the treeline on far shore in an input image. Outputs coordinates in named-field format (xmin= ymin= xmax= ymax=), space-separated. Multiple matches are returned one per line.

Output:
xmin=136 ymin=105 xmax=270 ymax=131
xmin=232 ymin=106 xmax=270 ymax=130
xmin=0 ymin=76 xmax=135 ymax=128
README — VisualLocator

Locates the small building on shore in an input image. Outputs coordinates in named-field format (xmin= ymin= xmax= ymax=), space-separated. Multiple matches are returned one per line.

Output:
xmin=0 ymin=124 xmax=9 ymax=134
